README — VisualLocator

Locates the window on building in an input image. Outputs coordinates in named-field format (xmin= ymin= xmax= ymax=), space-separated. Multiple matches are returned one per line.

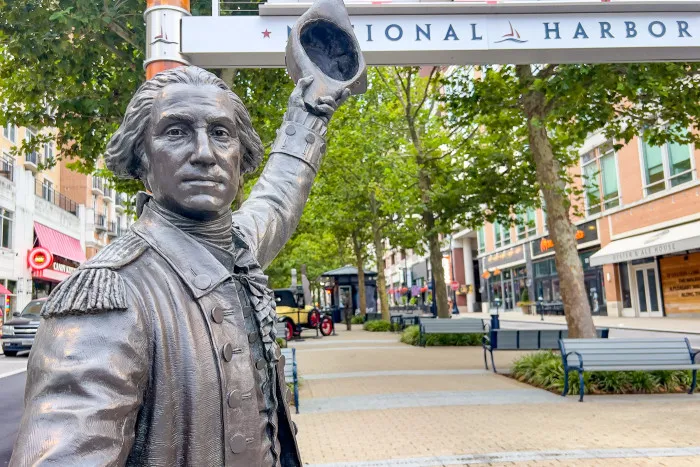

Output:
xmin=641 ymin=134 xmax=693 ymax=196
xmin=25 ymin=129 xmax=39 ymax=165
xmin=582 ymin=140 xmax=620 ymax=215
xmin=477 ymin=227 xmax=486 ymax=254
xmin=0 ymin=209 xmax=13 ymax=249
xmin=0 ymin=152 xmax=14 ymax=181
xmin=3 ymin=124 xmax=16 ymax=143
xmin=41 ymin=180 xmax=53 ymax=203
xmin=516 ymin=208 xmax=537 ymax=240
xmin=43 ymin=142 xmax=54 ymax=165
xmin=493 ymin=222 xmax=511 ymax=249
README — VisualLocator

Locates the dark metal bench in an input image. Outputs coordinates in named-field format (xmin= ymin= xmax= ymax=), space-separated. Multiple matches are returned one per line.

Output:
xmin=281 ymin=348 xmax=299 ymax=413
xmin=536 ymin=301 xmax=565 ymax=316
xmin=364 ymin=312 xmax=382 ymax=322
xmin=390 ymin=314 xmax=422 ymax=331
xmin=560 ymin=338 xmax=700 ymax=402
xmin=419 ymin=318 xmax=485 ymax=347
xmin=482 ymin=328 xmax=609 ymax=373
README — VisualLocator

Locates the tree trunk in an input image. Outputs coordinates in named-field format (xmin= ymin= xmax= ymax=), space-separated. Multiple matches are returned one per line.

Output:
xmin=352 ymin=233 xmax=367 ymax=317
xmin=516 ymin=65 xmax=596 ymax=338
xmin=370 ymin=194 xmax=391 ymax=321
xmin=424 ymin=211 xmax=450 ymax=318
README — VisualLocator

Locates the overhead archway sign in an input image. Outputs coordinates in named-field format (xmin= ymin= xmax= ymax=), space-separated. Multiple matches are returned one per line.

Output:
xmin=177 ymin=1 xmax=700 ymax=68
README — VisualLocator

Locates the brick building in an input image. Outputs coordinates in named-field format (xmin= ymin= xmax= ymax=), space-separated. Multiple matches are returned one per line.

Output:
xmin=476 ymin=130 xmax=700 ymax=318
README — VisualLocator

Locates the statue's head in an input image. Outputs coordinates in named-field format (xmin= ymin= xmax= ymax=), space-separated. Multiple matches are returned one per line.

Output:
xmin=106 ymin=66 xmax=263 ymax=220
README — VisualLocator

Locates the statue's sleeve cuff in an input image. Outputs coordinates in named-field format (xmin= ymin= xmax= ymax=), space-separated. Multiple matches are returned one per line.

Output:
xmin=270 ymin=122 xmax=327 ymax=173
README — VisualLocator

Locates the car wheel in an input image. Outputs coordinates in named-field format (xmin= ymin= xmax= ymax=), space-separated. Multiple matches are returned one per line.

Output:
xmin=320 ymin=317 xmax=334 ymax=336
xmin=3 ymin=350 xmax=18 ymax=357
xmin=308 ymin=309 xmax=321 ymax=328
xmin=285 ymin=320 xmax=295 ymax=341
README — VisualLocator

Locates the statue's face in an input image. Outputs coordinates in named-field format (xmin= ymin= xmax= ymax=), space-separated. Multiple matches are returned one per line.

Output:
xmin=144 ymin=83 xmax=241 ymax=221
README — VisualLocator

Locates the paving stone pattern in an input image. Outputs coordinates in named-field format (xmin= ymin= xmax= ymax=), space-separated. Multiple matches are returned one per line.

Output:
xmin=290 ymin=327 xmax=700 ymax=466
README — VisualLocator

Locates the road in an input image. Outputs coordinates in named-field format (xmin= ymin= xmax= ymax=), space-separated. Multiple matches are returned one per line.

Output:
xmin=0 ymin=356 xmax=27 ymax=466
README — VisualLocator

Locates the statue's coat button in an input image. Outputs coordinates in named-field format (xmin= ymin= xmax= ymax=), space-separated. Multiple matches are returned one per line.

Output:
xmin=227 ymin=389 xmax=241 ymax=409
xmin=248 ymin=332 xmax=258 ymax=343
xmin=285 ymin=126 xmax=296 ymax=136
xmin=305 ymin=133 xmax=315 ymax=144
xmin=255 ymin=359 xmax=266 ymax=370
xmin=222 ymin=343 xmax=234 ymax=362
xmin=230 ymin=434 xmax=246 ymax=453
xmin=194 ymin=274 xmax=211 ymax=289
xmin=211 ymin=307 xmax=224 ymax=324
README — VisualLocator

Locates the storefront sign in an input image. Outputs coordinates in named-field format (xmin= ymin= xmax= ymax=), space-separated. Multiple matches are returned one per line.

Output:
xmin=52 ymin=262 xmax=77 ymax=275
xmin=532 ymin=220 xmax=598 ymax=259
xmin=28 ymin=247 xmax=53 ymax=271
xmin=182 ymin=9 xmax=700 ymax=67
xmin=660 ymin=253 xmax=700 ymax=315
xmin=484 ymin=245 xmax=525 ymax=269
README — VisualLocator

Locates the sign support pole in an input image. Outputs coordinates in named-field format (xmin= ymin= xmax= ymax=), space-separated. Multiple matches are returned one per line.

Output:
xmin=145 ymin=0 xmax=192 ymax=79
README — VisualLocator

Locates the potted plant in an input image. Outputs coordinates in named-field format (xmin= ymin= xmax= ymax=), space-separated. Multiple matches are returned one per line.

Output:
xmin=516 ymin=288 xmax=536 ymax=314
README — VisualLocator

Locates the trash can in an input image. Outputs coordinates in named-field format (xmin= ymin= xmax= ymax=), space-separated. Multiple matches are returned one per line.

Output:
xmin=331 ymin=306 xmax=342 ymax=323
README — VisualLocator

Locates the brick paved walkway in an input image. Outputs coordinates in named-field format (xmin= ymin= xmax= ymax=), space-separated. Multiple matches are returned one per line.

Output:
xmin=289 ymin=327 xmax=700 ymax=466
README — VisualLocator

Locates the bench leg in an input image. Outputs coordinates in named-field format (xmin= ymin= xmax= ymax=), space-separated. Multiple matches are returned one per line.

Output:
xmin=482 ymin=346 xmax=489 ymax=370
xmin=490 ymin=349 xmax=497 ymax=373
xmin=578 ymin=369 xmax=585 ymax=402
xmin=690 ymin=369 xmax=698 ymax=395
xmin=562 ymin=369 xmax=569 ymax=397
xmin=294 ymin=381 xmax=299 ymax=414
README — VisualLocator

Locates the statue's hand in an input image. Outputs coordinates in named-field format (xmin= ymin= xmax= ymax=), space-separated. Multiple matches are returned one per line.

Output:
xmin=286 ymin=76 xmax=351 ymax=128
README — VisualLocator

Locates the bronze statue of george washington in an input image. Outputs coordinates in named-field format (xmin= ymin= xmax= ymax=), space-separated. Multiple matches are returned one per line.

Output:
xmin=10 ymin=66 xmax=349 ymax=466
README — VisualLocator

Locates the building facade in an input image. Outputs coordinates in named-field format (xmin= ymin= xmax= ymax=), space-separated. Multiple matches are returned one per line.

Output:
xmin=476 ymin=130 xmax=700 ymax=318
xmin=0 ymin=123 xmax=133 ymax=323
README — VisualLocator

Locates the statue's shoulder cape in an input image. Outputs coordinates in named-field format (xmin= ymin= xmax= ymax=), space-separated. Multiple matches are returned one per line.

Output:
xmin=41 ymin=231 xmax=149 ymax=318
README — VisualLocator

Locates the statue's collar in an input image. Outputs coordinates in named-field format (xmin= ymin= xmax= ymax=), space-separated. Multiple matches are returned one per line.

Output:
xmin=131 ymin=202 xmax=231 ymax=299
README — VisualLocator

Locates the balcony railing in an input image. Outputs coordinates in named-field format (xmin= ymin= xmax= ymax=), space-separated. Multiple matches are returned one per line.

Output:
xmin=0 ymin=155 xmax=14 ymax=182
xmin=92 ymin=177 xmax=104 ymax=195
xmin=24 ymin=151 xmax=39 ymax=172
xmin=95 ymin=214 xmax=107 ymax=230
xmin=107 ymin=221 xmax=118 ymax=236
xmin=35 ymin=179 xmax=78 ymax=216
xmin=103 ymin=186 xmax=114 ymax=201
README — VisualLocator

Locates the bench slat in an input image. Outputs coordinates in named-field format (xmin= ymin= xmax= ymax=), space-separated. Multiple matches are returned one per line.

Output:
xmin=584 ymin=364 xmax=700 ymax=371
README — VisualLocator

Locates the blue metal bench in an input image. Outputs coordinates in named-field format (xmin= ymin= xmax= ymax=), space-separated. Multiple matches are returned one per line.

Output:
xmin=559 ymin=337 xmax=700 ymax=402
xmin=482 ymin=328 xmax=609 ymax=373
xmin=419 ymin=318 xmax=485 ymax=347
xmin=281 ymin=347 xmax=299 ymax=413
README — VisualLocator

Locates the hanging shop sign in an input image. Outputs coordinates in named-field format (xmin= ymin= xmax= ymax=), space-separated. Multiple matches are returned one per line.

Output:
xmin=450 ymin=281 xmax=460 ymax=291
xmin=531 ymin=220 xmax=598 ymax=259
xmin=484 ymin=245 xmax=525 ymax=269
xmin=659 ymin=253 xmax=700 ymax=315
xmin=28 ymin=247 xmax=53 ymax=271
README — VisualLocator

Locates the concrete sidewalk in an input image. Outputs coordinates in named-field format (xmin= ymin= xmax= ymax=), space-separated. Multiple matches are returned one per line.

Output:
xmin=290 ymin=327 xmax=700 ymax=467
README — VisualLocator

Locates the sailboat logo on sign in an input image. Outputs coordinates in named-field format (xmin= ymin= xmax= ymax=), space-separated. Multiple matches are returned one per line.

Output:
xmin=495 ymin=21 xmax=528 ymax=43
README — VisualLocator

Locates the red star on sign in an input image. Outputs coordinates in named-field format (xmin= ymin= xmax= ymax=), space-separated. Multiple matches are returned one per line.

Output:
xmin=262 ymin=29 xmax=271 ymax=38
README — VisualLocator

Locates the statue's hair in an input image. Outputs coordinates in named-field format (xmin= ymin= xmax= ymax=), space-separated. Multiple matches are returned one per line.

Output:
xmin=105 ymin=66 xmax=263 ymax=179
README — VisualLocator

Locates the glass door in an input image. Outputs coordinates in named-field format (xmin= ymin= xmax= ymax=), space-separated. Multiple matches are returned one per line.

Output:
xmin=631 ymin=264 xmax=662 ymax=317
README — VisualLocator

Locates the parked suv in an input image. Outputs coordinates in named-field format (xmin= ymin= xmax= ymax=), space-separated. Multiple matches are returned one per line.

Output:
xmin=1 ymin=298 xmax=46 ymax=357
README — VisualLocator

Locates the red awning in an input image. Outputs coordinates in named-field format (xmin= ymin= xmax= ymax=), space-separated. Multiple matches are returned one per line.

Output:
xmin=34 ymin=222 xmax=86 ymax=264
xmin=0 ymin=283 xmax=11 ymax=295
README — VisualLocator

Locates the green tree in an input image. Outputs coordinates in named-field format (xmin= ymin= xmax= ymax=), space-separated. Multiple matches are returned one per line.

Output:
xmin=445 ymin=63 xmax=700 ymax=337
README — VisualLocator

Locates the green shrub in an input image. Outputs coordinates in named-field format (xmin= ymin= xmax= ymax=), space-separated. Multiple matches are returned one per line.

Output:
xmin=400 ymin=325 xmax=420 ymax=345
xmin=364 ymin=320 xmax=393 ymax=332
xmin=399 ymin=325 xmax=482 ymax=346
xmin=276 ymin=337 xmax=287 ymax=348
xmin=511 ymin=351 xmax=696 ymax=396
xmin=351 ymin=315 xmax=365 ymax=324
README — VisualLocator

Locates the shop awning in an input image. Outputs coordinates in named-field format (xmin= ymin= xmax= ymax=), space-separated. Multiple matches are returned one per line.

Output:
xmin=590 ymin=220 xmax=700 ymax=267
xmin=0 ymin=283 xmax=11 ymax=295
xmin=34 ymin=222 xmax=86 ymax=264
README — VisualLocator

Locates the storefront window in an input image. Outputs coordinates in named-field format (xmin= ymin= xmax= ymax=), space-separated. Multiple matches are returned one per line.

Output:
xmin=618 ymin=262 xmax=632 ymax=308
xmin=494 ymin=222 xmax=511 ymax=249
